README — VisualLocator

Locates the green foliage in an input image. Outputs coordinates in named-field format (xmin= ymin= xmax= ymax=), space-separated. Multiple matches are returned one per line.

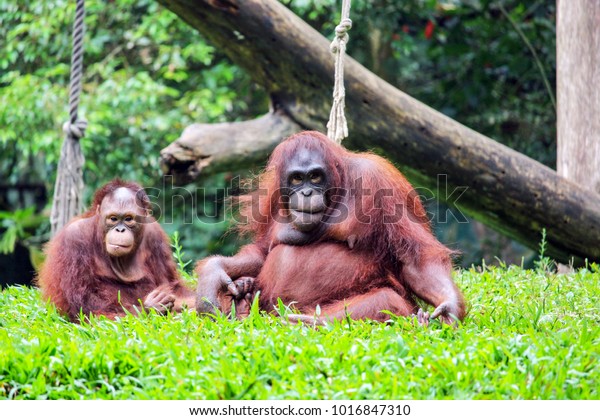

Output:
xmin=534 ymin=228 xmax=555 ymax=273
xmin=0 ymin=0 xmax=558 ymax=262
xmin=170 ymin=231 xmax=197 ymax=287
xmin=0 ymin=266 xmax=598 ymax=399
xmin=0 ymin=207 xmax=33 ymax=254
xmin=0 ymin=0 xmax=259 ymax=187
xmin=0 ymin=207 xmax=45 ymax=254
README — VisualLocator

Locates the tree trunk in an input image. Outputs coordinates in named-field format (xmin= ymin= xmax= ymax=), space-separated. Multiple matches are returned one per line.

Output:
xmin=157 ymin=0 xmax=600 ymax=264
xmin=557 ymin=2 xmax=600 ymax=194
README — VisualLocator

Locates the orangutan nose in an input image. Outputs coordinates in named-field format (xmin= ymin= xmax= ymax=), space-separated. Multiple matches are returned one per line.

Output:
xmin=301 ymin=189 xmax=313 ymax=197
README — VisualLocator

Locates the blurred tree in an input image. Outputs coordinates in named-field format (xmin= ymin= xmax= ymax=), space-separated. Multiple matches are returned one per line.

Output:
xmin=557 ymin=2 xmax=600 ymax=194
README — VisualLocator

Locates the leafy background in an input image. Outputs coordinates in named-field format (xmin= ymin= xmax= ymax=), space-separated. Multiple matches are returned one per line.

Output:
xmin=0 ymin=0 xmax=556 ymax=283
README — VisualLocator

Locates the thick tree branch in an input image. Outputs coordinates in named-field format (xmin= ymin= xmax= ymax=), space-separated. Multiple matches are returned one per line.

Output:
xmin=157 ymin=0 xmax=600 ymax=264
xmin=161 ymin=110 xmax=300 ymax=184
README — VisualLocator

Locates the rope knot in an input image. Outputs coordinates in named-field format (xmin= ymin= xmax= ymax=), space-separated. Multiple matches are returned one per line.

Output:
xmin=336 ymin=18 xmax=353 ymax=37
xmin=327 ymin=0 xmax=352 ymax=144
xmin=330 ymin=18 xmax=352 ymax=53
xmin=63 ymin=119 xmax=88 ymax=140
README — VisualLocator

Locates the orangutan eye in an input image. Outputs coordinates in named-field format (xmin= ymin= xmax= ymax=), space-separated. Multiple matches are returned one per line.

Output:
xmin=124 ymin=216 xmax=134 ymax=223
xmin=109 ymin=216 xmax=118 ymax=223
xmin=310 ymin=173 xmax=322 ymax=184
xmin=290 ymin=174 xmax=303 ymax=186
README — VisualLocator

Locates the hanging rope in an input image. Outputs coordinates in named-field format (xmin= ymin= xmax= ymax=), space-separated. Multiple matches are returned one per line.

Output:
xmin=50 ymin=0 xmax=87 ymax=237
xmin=326 ymin=0 xmax=352 ymax=144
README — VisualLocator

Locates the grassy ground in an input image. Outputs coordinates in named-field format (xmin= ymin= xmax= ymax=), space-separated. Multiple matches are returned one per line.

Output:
xmin=0 ymin=263 xmax=598 ymax=400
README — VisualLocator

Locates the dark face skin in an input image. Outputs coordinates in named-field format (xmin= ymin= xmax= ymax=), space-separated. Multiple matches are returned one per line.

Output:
xmin=99 ymin=188 xmax=146 ymax=258
xmin=281 ymin=148 xmax=330 ymax=234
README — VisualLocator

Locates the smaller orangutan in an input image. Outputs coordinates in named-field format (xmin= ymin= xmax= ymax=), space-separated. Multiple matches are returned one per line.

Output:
xmin=37 ymin=179 xmax=195 ymax=321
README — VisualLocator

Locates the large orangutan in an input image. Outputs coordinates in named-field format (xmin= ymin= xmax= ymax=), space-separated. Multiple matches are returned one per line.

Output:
xmin=196 ymin=131 xmax=466 ymax=324
xmin=38 ymin=179 xmax=195 ymax=321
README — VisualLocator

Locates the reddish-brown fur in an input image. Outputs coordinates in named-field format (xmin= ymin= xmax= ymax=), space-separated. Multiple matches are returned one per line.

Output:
xmin=37 ymin=179 xmax=194 ymax=321
xmin=196 ymin=132 xmax=466 ymax=324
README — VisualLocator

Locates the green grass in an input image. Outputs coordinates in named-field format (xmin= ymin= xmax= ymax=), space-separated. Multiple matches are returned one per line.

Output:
xmin=0 ymin=264 xmax=598 ymax=399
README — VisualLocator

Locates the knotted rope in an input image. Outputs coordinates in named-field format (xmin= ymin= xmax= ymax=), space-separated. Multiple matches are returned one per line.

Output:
xmin=326 ymin=0 xmax=352 ymax=144
xmin=50 ymin=0 xmax=87 ymax=236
